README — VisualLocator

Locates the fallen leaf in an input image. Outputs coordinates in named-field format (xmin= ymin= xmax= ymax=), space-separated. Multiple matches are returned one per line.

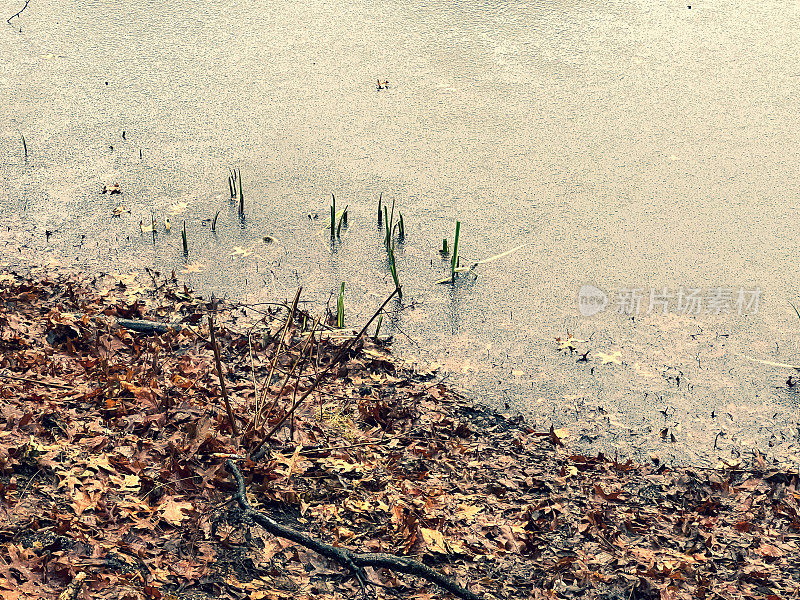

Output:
xmin=158 ymin=498 xmax=195 ymax=525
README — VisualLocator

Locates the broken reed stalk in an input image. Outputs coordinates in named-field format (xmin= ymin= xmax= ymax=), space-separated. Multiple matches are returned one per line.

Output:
xmin=181 ymin=221 xmax=188 ymax=254
xmin=212 ymin=210 xmax=220 ymax=232
xmin=250 ymin=286 xmax=400 ymax=461
xmin=225 ymin=460 xmax=482 ymax=600
xmin=267 ymin=315 xmax=321 ymax=420
xmin=21 ymin=134 xmax=27 ymax=161
xmin=209 ymin=314 xmax=240 ymax=436
xmin=255 ymin=287 xmax=302 ymax=429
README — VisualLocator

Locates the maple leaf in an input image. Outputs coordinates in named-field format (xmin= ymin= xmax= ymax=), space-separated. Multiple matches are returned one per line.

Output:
xmin=556 ymin=336 xmax=586 ymax=352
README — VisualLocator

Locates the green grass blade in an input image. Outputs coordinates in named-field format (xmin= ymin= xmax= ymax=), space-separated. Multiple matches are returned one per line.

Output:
xmin=330 ymin=194 xmax=336 ymax=238
xmin=791 ymin=302 xmax=800 ymax=323
xmin=337 ymin=283 xmax=345 ymax=328
xmin=237 ymin=169 xmax=244 ymax=214
xmin=451 ymin=221 xmax=461 ymax=282
xmin=388 ymin=246 xmax=402 ymax=298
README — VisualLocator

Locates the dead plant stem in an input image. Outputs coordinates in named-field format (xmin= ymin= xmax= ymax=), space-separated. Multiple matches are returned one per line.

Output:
xmin=208 ymin=314 xmax=240 ymax=437
xmin=251 ymin=286 xmax=399 ymax=461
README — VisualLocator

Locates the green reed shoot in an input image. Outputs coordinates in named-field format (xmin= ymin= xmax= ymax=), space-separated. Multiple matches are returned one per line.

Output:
xmin=337 ymin=283 xmax=345 ymax=328
xmin=388 ymin=245 xmax=402 ymax=298
xmin=182 ymin=221 xmax=188 ymax=254
xmin=440 ymin=238 xmax=449 ymax=255
xmin=330 ymin=194 xmax=336 ymax=238
xmin=373 ymin=314 xmax=383 ymax=341
xmin=384 ymin=198 xmax=395 ymax=249
xmin=336 ymin=205 xmax=348 ymax=238
xmin=237 ymin=169 xmax=244 ymax=214
xmin=377 ymin=193 xmax=383 ymax=227
xmin=228 ymin=168 xmax=239 ymax=200
xmin=398 ymin=212 xmax=405 ymax=240
xmin=451 ymin=221 xmax=461 ymax=282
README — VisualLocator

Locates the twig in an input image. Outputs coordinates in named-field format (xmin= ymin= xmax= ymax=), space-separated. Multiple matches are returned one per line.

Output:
xmin=209 ymin=314 xmax=240 ymax=436
xmin=7 ymin=0 xmax=29 ymax=24
xmin=256 ymin=287 xmax=302 ymax=429
xmin=0 ymin=372 xmax=71 ymax=389
xmin=272 ymin=316 xmax=320 ymax=408
xmin=225 ymin=460 xmax=482 ymax=600
xmin=251 ymin=286 xmax=399 ymax=461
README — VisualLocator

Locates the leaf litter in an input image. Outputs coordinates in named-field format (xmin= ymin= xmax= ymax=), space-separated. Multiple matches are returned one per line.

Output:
xmin=0 ymin=267 xmax=799 ymax=599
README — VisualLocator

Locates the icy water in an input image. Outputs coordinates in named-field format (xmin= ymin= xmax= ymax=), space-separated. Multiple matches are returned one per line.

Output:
xmin=2 ymin=0 xmax=800 ymax=465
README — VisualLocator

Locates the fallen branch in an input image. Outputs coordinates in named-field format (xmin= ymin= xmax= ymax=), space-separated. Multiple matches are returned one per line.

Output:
xmin=57 ymin=572 xmax=86 ymax=600
xmin=225 ymin=460 xmax=482 ymax=600
xmin=116 ymin=317 xmax=183 ymax=334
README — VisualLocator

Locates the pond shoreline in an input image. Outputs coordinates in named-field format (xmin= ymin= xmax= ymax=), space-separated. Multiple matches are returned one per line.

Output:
xmin=1 ymin=264 xmax=798 ymax=600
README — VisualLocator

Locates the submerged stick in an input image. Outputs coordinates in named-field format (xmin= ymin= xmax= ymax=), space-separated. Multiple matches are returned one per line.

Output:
xmin=7 ymin=0 xmax=30 ymax=24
